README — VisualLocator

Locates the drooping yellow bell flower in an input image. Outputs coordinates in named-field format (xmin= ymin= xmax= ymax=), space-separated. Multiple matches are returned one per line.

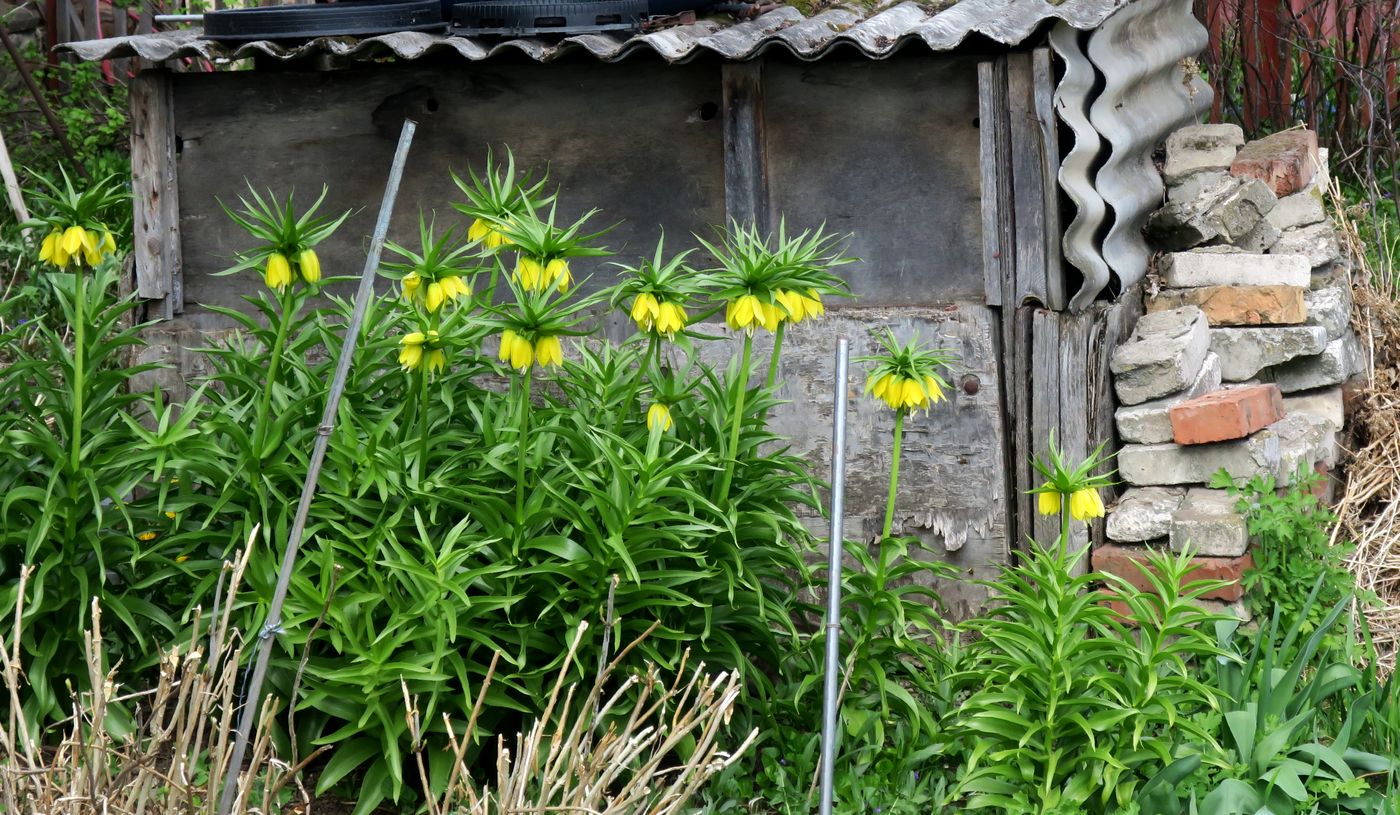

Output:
xmin=137 ymin=531 xmax=157 ymax=542
xmin=647 ymin=402 xmax=673 ymax=432
xmin=631 ymin=292 xmax=660 ymax=331
xmin=1037 ymin=489 xmax=1062 ymax=516
xmin=803 ymin=289 xmax=825 ymax=319
xmin=102 ymin=231 xmax=117 ymax=255
xmin=402 ymin=271 xmax=422 ymax=302
xmin=80 ymin=230 xmax=101 ymax=266
xmin=61 ymin=225 xmax=88 ymax=255
xmin=468 ymin=217 xmax=510 ymax=249
xmin=298 ymin=248 xmax=321 ymax=284
xmin=265 ymin=253 xmax=293 ymax=291
xmin=776 ymin=289 xmax=807 ymax=323
xmin=654 ymin=301 xmax=687 ymax=338
xmin=757 ymin=300 xmax=783 ymax=332
xmin=399 ymin=330 xmax=444 ymax=374
xmin=545 ymin=258 xmax=572 ymax=293
xmin=922 ymin=375 xmax=946 ymax=405
xmin=498 ymin=329 xmax=534 ymax=372
xmin=728 ymin=294 xmax=782 ymax=333
xmin=38 ymin=231 xmax=63 ymax=266
xmin=534 ymin=334 xmax=564 ymax=368
xmin=516 ymin=257 xmax=546 ymax=292
xmin=424 ymin=275 xmax=469 ymax=312
xmin=1069 ymin=488 xmax=1105 ymax=521
xmin=440 ymin=275 xmax=470 ymax=300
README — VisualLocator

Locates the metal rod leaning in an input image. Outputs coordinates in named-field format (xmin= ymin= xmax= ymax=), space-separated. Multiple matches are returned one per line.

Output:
xmin=818 ymin=336 xmax=849 ymax=815
xmin=215 ymin=118 xmax=418 ymax=815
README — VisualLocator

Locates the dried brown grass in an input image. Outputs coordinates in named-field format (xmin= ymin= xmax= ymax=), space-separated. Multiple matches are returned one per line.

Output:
xmin=0 ymin=529 xmax=753 ymax=814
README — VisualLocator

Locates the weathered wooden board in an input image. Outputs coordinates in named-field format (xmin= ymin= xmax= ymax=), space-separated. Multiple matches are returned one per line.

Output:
xmin=171 ymin=57 xmax=727 ymax=315
xmin=130 ymin=69 xmax=182 ymax=318
xmin=763 ymin=54 xmax=985 ymax=307
xmin=697 ymin=304 xmax=1009 ymax=616
xmin=721 ymin=59 xmax=768 ymax=233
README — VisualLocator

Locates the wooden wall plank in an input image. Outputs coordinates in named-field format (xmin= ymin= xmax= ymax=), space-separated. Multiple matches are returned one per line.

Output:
xmin=1006 ymin=52 xmax=1048 ymax=309
xmin=978 ymin=60 xmax=1006 ymax=307
xmin=721 ymin=60 xmax=769 ymax=235
xmin=1032 ymin=48 xmax=1065 ymax=311
xmin=130 ymin=70 xmax=182 ymax=319
xmin=1031 ymin=308 xmax=1061 ymax=546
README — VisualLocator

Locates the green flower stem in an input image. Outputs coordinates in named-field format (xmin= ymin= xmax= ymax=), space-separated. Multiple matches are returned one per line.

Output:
xmin=416 ymin=367 xmax=431 ymax=478
xmin=68 ymin=268 xmax=86 ymax=475
xmin=252 ymin=286 xmax=297 ymax=460
xmin=765 ymin=321 xmax=785 ymax=392
xmin=881 ymin=410 xmax=905 ymax=546
xmin=616 ymin=336 xmax=659 ymax=436
xmin=515 ymin=372 xmax=532 ymax=523
xmin=715 ymin=331 xmax=754 ymax=505
xmin=1060 ymin=494 xmax=1071 ymax=557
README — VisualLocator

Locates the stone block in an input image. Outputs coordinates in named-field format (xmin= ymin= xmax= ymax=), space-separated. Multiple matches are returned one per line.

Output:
xmin=1209 ymin=325 xmax=1328 ymax=381
xmin=1111 ymin=307 xmax=1211 ymax=405
xmin=1168 ymin=170 xmax=1233 ymax=204
xmin=1266 ymin=334 xmax=1362 ymax=392
xmin=1147 ymin=284 xmax=1305 ymax=326
xmin=1148 ymin=178 xmax=1277 ymax=250
xmin=1271 ymin=222 xmax=1341 ymax=268
xmin=1118 ymin=414 xmax=1335 ymax=486
xmin=1170 ymin=488 xmax=1250 ymax=557
xmin=1223 ymin=218 xmax=1282 ymax=253
xmin=1311 ymin=262 xmax=1351 ymax=291
xmin=1266 ymin=187 xmax=1327 ymax=232
xmin=1281 ymin=386 xmax=1344 ymax=432
xmin=1116 ymin=353 xmax=1223 ymax=443
xmin=1164 ymin=124 xmax=1246 ymax=184
xmin=1169 ymin=384 xmax=1286 ymax=445
xmin=1231 ymin=130 xmax=1320 ymax=197
xmin=1093 ymin=543 xmax=1252 ymax=601
xmin=1161 ymin=251 xmax=1311 ymax=288
xmin=1304 ymin=286 xmax=1352 ymax=340
xmin=1107 ymin=487 xmax=1188 ymax=543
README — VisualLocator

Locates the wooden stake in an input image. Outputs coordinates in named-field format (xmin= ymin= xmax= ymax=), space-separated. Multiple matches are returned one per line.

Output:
xmin=0 ymin=125 xmax=31 ymax=239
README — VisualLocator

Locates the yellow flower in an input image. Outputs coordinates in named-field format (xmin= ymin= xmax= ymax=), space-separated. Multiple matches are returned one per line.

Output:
xmin=545 ymin=258 xmax=572 ymax=293
xmin=399 ymin=330 xmax=444 ymax=373
xmin=81 ymin=230 xmax=101 ymax=266
xmin=647 ymin=402 xmax=673 ymax=432
xmin=803 ymin=289 xmax=825 ymax=319
xmin=424 ymin=275 xmax=469 ymax=312
xmin=498 ymin=329 xmax=534 ymax=372
xmin=776 ymin=289 xmax=806 ymax=323
xmin=1069 ymin=488 xmax=1105 ymax=521
xmin=535 ymin=334 xmax=563 ymax=368
xmin=298 ymin=248 xmax=321 ymax=284
xmin=631 ymin=293 xmax=660 ymax=331
xmin=175 ymin=555 xmax=190 ymax=563
xmin=1037 ymin=489 xmax=1062 ymax=516
xmin=726 ymin=294 xmax=760 ymax=332
xmin=137 ymin=531 xmax=157 ymax=542
xmin=165 ymin=511 xmax=177 ymax=520
xmin=61 ymin=225 xmax=87 ymax=255
xmin=265 ymin=253 xmax=293 ymax=291
xmin=38 ymin=231 xmax=61 ymax=265
xmin=654 ymin=301 xmax=687 ymax=337
xmin=402 ymin=271 xmax=422 ymax=302
xmin=469 ymin=217 xmax=510 ymax=249
xmin=440 ymin=275 xmax=470 ymax=300
xmin=516 ymin=257 xmax=546 ymax=292
xmin=922 ymin=375 xmax=946 ymax=405
xmin=102 ymin=231 xmax=117 ymax=255
xmin=757 ymin=301 xmax=783 ymax=332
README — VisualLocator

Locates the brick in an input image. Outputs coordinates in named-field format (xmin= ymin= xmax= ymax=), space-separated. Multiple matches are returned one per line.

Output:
xmin=1169 ymin=384 xmax=1285 ymax=445
xmin=1093 ymin=543 xmax=1253 ymax=601
xmin=1222 ymin=218 xmax=1282 ymax=253
xmin=1271 ymin=222 xmax=1341 ymax=269
xmin=1116 ymin=353 xmax=1223 ymax=443
xmin=1209 ymin=326 xmax=1328 ymax=381
xmin=1103 ymin=596 xmax=1252 ymax=623
xmin=1281 ymin=386 xmax=1344 ymax=432
xmin=1170 ymin=488 xmax=1249 ymax=557
xmin=1147 ymin=178 xmax=1276 ymax=250
xmin=1164 ymin=124 xmax=1246 ymax=184
xmin=1231 ymin=130 xmax=1320 ymax=197
xmin=1161 ymin=251 xmax=1312 ymax=288
xmin=1147 ymin=284 xmax=1306 ymax=326
xmin=1266 ymin=187 xmax=1327 ymax=232
xmin=1119 ymin=414 xmax=1335 ymax=486
xmin=1107 ymin=487 xmax=1187 ymax=543
xmin=1110 ymin=307 xmax=1211 ymax=405
xmin=1266 ymin=334 xmax=1362 ymax=393
xmin=1168 ymin=170 xmax=1233 ymax=204
xmin=1304 ymin=286 xmax=1351 ymax=339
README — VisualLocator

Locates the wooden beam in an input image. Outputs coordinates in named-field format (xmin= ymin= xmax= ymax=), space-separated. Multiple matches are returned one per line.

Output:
xmin=130 ymin=70 xmax=182 ymax=320
xmin=721 ymin=60 xmax=769 ymax=234
xmin=1032 ymin=48 xmax=1064 ymax=311
xmin=978 ymin=59 xmax=1008 ymax=307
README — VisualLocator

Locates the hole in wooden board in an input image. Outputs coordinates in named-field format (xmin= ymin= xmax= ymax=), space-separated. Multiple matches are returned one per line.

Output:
xmin=697 ymin=101 xmax=719 ymax=121
xmin=175 ymin=135 xmax=185 ymax=155
xmin=425 ymin=97 xmax=440 ymax=113
xmin=971 ymin=116 xmax=980 ymax=129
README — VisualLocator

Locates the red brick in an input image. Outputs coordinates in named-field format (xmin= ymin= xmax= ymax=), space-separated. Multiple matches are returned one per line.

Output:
xmin=1092 ymin=543 xmax=1252 ymax=601
xmin=1230 ymin=130 xmax=1319 ymax=197
xmin=1169 ymin=384 xmax=1286 ymax=445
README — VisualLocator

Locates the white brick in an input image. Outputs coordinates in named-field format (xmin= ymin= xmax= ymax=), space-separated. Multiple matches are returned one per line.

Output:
xmin=1281 ymin=387 xmax=1344 ymax=432
xmin=1170 ymin=488 xmax=1249 ymax=557
xmin=1108 ymin=487 xmax=1188 ymax=543
xmin=1111 ymin=308 xmax=1212 ymax=405
xmin=1162 ymin=252 xmax=1312 ymax=288
xmin=1209 ymin=325 xmax=1328 ymax=381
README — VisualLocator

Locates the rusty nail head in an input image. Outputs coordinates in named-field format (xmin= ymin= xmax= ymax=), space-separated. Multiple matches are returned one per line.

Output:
xmin=961 ymin=375 xmax=980 ymax=395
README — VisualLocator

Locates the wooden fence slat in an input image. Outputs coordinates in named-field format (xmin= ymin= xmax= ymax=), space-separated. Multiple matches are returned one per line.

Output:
xmin=130 ymin=71 xmax=182 ymax=319
xmin=721 ymin=60 xmax=769 ymax=235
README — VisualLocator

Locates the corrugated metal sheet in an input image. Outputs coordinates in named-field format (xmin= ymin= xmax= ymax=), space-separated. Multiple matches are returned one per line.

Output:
xmin=1048 ymin=21 xmax=1110 ymax=312
xmin=63 ymin=0 xmax=1128 ymax=64
xmin=1084 ymin=0 xmax=1211 ymax=291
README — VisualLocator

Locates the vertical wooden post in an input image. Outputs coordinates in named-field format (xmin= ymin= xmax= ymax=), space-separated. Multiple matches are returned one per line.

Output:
xmin=721 ymin=60 xmax=769 ymax=234
xmin=130 ymin=70 xmax=182 ymax=320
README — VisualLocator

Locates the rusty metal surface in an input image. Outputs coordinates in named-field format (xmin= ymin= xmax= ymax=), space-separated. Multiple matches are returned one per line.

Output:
xmin=62 ymin=0 xmax=1129 ymax=65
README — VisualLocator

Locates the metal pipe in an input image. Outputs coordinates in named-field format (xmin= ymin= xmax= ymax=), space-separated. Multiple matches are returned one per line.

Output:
xmin=215 ymin=118 xmax=417 ymax=815
xmin=817 ymin=336 xmax=849 ymax=815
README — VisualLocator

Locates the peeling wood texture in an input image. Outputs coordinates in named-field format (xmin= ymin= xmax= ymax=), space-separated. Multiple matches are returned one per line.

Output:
xmin=130 ymin=70 xmax=182 ymax=318
xmin=721 ymin=60 xmax=769 ymax=234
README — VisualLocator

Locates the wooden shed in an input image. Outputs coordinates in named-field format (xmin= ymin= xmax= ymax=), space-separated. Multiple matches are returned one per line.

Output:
xmin=67 ymin=0 xmax=1211 ymax=613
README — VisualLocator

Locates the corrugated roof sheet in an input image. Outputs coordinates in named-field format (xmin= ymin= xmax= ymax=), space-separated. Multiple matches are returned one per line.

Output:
xmin=63 ymin=0 xmax=1127 ymax=64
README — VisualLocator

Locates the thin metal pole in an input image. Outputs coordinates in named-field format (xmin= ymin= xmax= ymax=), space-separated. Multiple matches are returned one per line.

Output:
xmin=215 ymin=119 xmax=417 ymax=815
xmin=818 ymin=337 xmax=849 ymax=815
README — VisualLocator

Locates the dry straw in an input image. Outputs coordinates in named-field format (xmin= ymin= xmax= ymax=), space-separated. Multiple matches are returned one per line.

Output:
xmin=0 ymin=525 xmax=754 ymax=813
